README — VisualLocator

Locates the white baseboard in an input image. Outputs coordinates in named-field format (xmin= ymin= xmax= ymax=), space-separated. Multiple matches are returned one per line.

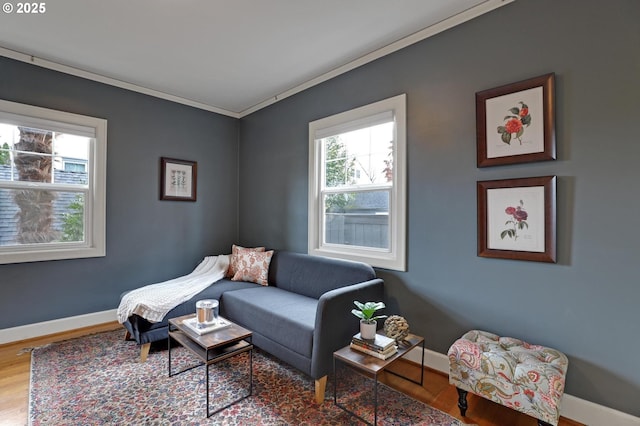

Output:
xmin=403 ymin=347 xmax=640 ymax=426
xmin=3 ymin=312 xmax=639 ymax=426
xmin=0 ymin=309 xmax=117 ymax=345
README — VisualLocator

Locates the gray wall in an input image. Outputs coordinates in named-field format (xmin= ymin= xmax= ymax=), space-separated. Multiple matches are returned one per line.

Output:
xmin=1 ymin=0 xmax=638 ymax=417
xmin=239 ymin=0 xmax=640 ymax=416
xmin=0 ymin=56 xmax=240 ymax=327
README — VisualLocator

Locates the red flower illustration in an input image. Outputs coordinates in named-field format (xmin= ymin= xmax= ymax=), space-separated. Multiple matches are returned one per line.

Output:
xmin=504 ymin=118 xmax=523 ymax=134
xmin=497 ymin=101 xmax=531 ymax=145
xmin=513 ymin=206 xmax=528 ymax=222
xmin=501 ymin=200 xmax=528 ymax=240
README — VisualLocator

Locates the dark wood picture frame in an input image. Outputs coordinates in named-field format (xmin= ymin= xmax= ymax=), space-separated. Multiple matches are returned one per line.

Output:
xmin=477 ymin=176 xmax=556 ymax=263
xmin=160 ymin=157 xmax=197 ymax=202
xmin=476 ymin=73 xmax=555 ymax=167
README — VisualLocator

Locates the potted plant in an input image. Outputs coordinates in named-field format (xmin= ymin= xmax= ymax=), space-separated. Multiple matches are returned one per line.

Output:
xmin=351 ymin=301 xmax=387 ymax=340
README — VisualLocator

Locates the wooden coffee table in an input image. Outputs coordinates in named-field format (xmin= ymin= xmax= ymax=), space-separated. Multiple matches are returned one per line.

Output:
xmin=168 ymin=314 xmax=253 ymax=417
xmin=333 ymin=332 xmax=425 ymax=425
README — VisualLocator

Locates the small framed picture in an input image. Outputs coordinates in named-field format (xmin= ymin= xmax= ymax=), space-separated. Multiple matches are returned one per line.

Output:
xmin=476 ymin=73 xmax=555 ymax=167
xmin=160 ymin=157 xmax=197 ymax=202
xmin=477 ymin=176 xmax=556 ymax=263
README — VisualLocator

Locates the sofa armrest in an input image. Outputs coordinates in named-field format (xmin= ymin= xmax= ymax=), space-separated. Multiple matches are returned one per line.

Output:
xmin=309 ymin=278 xmax=385 ymax=379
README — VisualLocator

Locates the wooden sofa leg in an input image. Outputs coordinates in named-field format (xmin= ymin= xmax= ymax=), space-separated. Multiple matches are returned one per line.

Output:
xmin=140 ymin=343 xmax=151 ymax=363
xmin=315 ymin=376 xmax=327 ymax=404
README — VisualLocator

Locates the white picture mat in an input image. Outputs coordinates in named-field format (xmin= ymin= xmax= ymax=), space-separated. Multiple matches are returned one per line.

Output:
xmin=164 ymin=163 xmax=193 ymax=197
xmin=485 ymin=86 xmax=544 ymax=159
xmin=486 ymin=185 xmax=545 ymax=252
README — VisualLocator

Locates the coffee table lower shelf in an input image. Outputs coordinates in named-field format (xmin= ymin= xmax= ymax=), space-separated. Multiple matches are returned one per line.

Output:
xmin=168 ymin=316 xmax=253 ymax=418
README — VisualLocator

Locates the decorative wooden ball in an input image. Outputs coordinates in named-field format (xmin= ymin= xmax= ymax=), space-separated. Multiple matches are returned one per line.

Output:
xmin=383 ymin=315 xmax=409 ymax=342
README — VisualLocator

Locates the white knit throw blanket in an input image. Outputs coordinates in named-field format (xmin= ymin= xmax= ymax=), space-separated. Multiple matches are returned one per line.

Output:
xmin=117 ymin=255 xmax=229 ymax=324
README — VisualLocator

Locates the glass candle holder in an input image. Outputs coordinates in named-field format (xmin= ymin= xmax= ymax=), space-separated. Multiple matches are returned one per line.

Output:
xmin=195 ymin=299 xmax=219 ymax=328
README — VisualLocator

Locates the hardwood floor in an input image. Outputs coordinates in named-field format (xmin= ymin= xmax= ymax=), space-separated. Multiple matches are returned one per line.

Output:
xmin=378 ymin=362 xmax=583 ymax=426
xmin=0 ymin=323 xmax=583 ymax=426
xmin=0 ymin=322 xmax=122 ymax=426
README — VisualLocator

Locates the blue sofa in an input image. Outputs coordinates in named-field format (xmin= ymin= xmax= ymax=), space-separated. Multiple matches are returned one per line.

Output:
xmin=121 ymin=250 xmax=384 ymax=403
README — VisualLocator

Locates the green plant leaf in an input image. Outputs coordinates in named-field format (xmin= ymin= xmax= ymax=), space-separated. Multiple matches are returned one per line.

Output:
xmin=352 ymin=301 xmax=386 ymax=321
xmin=501 ymin=132 xmax=511 ymax=144
xmin=516 ymin=128 xmax=524 ymax=138
xmin=521 ymin=115 xmax=531 ymax=126
xmin=351 ymin=309 xmax=365 ymax=319
xmin=520 ymin=102 xmax=528 ymax=108
xmin=502 ymin=229 xmax=515 ymax=239
xmin=509 ymin=107 xmax=520 ymax=114
xmin=497 ymin=126 xmax=506 ymax=134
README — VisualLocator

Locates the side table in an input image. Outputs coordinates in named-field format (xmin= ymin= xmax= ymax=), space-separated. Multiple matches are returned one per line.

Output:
xmin=168 ymin=314 xmax=254 ymax=418
xmin=333 ymin=332 xmax=425 ymax=426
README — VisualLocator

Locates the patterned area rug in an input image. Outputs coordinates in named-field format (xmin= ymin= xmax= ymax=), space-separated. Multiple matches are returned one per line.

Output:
xmin=29 ymin=330 xmax=466 ymax=425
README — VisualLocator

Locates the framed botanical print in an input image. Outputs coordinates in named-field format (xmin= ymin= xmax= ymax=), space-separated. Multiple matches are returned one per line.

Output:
xmin=160 ymin=157 xmax=197 ymax=201
xmin=477 ymin=176 xmax=556 ymax=263
xmin=476 ymin=73 xmax=556 ymax=167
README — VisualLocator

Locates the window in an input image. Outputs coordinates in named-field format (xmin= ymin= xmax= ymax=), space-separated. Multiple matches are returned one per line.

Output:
xmin=308 ymin=94 xmax=406 ymax=271
xmin=63 ymin=160 xmax=87 ymax=173
xmin=0 ymin=99 xmax=106 ymax=264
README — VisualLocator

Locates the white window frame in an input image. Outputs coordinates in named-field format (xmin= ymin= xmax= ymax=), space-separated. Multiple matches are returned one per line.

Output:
xmin=0 ymin=99 xmax=107 ymax=264
xmin=308 ymin=94 xmax=406 ymax=271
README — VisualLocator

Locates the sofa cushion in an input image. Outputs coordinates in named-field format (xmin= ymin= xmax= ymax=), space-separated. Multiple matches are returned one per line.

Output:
xmin=268 ymin=251 xmax=376 ymax=299
xmin=222 ymin=286 xmax=317 ymax=358
xmin=231 ymin=249 xmax=274 ymax=285
xmin=228 ymin=244 xmax=265 ymax=277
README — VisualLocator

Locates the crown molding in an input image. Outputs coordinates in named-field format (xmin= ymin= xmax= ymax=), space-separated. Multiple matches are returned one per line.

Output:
xmin=0 ymin=46 xmax=240 ymax=119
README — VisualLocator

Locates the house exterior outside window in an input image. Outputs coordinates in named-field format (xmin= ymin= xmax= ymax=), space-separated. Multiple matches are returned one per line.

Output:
xmin=62 ymin=159 xmax=87 ymax=173
xmin=308 ymin=94 xmax=406 ymax=271
xmin=0 ymin=99 xmax=106 ymax=264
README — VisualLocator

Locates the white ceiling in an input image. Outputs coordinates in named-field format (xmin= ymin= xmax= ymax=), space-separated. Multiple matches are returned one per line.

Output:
xmin=0 ymin=0 xmax=510 ymax=117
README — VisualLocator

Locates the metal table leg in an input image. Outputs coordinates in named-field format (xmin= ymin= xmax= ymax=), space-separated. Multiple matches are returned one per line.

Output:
xmin=334 ymin=357 xmax=378 ymax=426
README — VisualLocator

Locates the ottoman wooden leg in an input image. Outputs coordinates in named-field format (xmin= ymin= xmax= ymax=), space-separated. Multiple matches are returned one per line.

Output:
xmin=456 ymin=387 xmax=468 ymax=416
xmin=537 ymin=421 xmax=552 ymax=426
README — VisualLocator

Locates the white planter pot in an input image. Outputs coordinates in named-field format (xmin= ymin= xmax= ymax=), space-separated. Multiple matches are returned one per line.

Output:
xmin=360 ymin=320 xmax=377 ymax=340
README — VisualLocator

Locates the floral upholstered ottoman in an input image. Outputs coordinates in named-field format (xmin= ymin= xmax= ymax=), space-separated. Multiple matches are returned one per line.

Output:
xmin=448 ymin=330 xmax=568 ymax=426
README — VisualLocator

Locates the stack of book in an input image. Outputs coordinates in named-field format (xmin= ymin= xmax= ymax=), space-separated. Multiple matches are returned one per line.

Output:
xmin=350 ymin=332 xmax=398 ymax=360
